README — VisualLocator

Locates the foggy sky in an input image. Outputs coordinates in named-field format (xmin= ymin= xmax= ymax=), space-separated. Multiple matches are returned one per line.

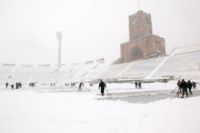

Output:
xmin=0 ymin=0 xmax=200 ymax=65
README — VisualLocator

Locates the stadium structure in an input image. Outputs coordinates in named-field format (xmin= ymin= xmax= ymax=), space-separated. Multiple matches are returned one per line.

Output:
xmin=0 ymin=43 xmax=200 ymax=86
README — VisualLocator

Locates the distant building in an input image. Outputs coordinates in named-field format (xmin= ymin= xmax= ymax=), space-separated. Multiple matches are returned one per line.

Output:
xmin=120 ymin=10 xmax=166 ymax=63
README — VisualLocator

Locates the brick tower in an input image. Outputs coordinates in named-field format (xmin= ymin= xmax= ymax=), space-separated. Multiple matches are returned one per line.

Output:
xmin=120 ymin=10 xmax=166 ymax=63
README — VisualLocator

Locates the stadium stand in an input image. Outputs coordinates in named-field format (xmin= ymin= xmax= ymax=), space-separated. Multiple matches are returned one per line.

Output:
xmin=11 ymin=65 xmax=34 ymax=84
xmin=121 ymin=57 xmax=165 ymax=79
xmin=84 ymin=63 xmax=111 ymax=81
xmin=29 ymin=65 xmax=56 ymax=84
xmin=0 ymin=44 xmax=199 ymax=86
xmin=152 ymin=45 xmax=200 ymax=80
xmin=98 ymin=63 xmax=130 ymax=80
xmin=70 ymin=62 xmax=101 ymax=82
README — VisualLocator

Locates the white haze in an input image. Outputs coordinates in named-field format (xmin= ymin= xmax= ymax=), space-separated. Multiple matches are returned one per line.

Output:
xmin=0 ymin=0 xmax=200 ymax=65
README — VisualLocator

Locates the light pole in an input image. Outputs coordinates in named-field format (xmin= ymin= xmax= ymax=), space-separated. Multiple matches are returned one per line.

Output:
xmin=56 ymin=31 xmax=62 ymax=69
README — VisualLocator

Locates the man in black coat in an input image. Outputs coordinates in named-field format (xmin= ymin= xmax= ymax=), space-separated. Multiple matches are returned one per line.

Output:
xmin=180 ymin=79 xmax=188 ymax=98
xmin=138 ymin=82 xmax=142 ymax=89
xmin=187 ymin=80 xmax=193 ymax=95
xmin=99 ymin=80 xmax=106 ymax=96
xmin=5 ymin=82 xmax=9 ymax=88
xmin=135 ymin=81 xmax=138 ymax=88
xmin=192 ymin=81 xmax=196 ymax=89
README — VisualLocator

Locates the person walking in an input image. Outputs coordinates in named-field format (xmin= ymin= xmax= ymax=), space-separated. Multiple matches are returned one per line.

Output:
xmin=192 ymin=81 xmax=196 ymax=89
xmin=187 ymin=80 xmax=193 ymax=95
xmin=138 ymin=81 xmax=142 ymax=89
xmin=180 ymin=79 xmax=188 ymax=98
xmin=78 ymin=82 xmax=83 ymax=92
xmin=5 ymin=82 xmax=9 ymax=88
xmin=99 ymin=79 xmax=106 ymax=96
xmin=177 ymin=80 xmax=182 ymax=96
xmin=135 ymin=81 xmax=138 ymax=89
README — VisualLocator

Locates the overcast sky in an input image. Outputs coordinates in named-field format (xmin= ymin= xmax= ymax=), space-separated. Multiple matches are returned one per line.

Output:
xmin=0 ymin=0 xmax=200 ymax=65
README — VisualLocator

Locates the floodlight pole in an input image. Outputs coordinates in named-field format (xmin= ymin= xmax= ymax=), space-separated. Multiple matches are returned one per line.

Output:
xmin=56 ymin=31 xmax=62 ymax=70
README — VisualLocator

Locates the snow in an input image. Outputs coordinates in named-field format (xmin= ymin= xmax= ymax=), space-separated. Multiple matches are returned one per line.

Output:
xmin=0 ymin=82 xmax=200 ymax=133
xmin=145 ymin=48 xmax=176 ymax=79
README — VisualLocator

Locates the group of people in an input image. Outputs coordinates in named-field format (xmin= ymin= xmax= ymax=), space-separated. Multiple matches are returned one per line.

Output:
xmin=5 ymin=82 xmax=22 ymax=89
xmin=177 ymin=79 xmax=196 ymax=98
xmin=29 ymin=82 xmax=36 ymax=87
xmin=50 ymin=83 xmax=56 ymax=87
xmin=76 ymin=80 xmax=106 ymax=96
xmin=135 ymin=81 xmax=142 ymax=89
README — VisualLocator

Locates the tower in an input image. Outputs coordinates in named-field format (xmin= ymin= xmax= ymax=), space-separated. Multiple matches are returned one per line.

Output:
xmin=56 ymin=31 xmax=62 ymax=69
xmin=129 ymin=11 xmax=152 ymax=40
xmin=120 ymin=10 xmax=166 ymax=63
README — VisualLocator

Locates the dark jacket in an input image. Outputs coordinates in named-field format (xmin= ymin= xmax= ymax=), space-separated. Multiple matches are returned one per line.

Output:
xmin=99 ymin=81 xmax=106 ymax=89
xmin=187 ymin=81 xmax=193 ymax=89
xmin=180 ymin=80 xmax=187 ymax=89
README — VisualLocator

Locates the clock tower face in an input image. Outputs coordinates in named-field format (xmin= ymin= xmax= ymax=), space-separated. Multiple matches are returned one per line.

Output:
xmin=129 ymin=11 xmax=152 ymax=41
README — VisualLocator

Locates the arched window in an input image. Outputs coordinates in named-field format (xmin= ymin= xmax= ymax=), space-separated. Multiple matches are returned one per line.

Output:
xmin=130 ymin=47 xmax=143 ymax=60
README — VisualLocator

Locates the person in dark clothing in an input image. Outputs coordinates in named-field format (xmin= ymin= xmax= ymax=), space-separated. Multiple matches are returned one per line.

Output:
xmin=177 ymin=80 xmax=182 ymax=96
xmin=78 ymin=82 xmax=83 ymax=91
xmin=192 ymin=81 xmax=196 ymax=89
xmin=135 ymin=81 xmax=138 ymax=88
xmin=187 ymin=80 xmax=193 ymax=95
xmin=19 ymin=82 xmax=22 ymax=88
xmin=16 ymin=82 xmax=21 ymax=89
xmin=5 ymin=82 xmax=9 ymax=88
xmin=11 ymin=84 xmax=14 ymax=89
xmin=99 ymin=80 xmax=106 ymax=96
xmin=138 ymin=82 xmax=142 ymax=89
xmin=89 ymin=83 xmax=93 ymax=87
xmin=180 ymin=79 xmax=188 ymax=98
xmin=16 ymin=82 xmax=18 ymax=89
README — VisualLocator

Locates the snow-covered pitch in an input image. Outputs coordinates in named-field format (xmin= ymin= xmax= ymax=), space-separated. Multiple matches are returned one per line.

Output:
xmin=0 ymin=81 xmax=200 ymax=133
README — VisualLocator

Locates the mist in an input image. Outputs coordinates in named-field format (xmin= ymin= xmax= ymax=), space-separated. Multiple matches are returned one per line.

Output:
xmin=0 ymin=0 xmax=200 ymax=65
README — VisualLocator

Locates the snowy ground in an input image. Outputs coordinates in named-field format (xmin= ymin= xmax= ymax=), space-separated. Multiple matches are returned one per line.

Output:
xmin=0 ymin=81 xmax=200 ymax=133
